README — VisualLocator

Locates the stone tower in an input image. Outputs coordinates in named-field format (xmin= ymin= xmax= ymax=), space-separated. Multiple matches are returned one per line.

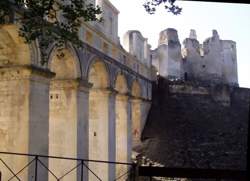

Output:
xmin=152 ymin=28 xmax=182 ymax=79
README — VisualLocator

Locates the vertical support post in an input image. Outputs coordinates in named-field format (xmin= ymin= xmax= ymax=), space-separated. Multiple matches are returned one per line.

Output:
xmin=247 ymin=97 xmax=250 ymax=180
xmin=80 ymin=160 xmax=84 ymax=181
xmin=34 ymin=156 xmax=38 ymax=181
xmin=132 ymin=163 xmax=137 ymax=181
xmin=149 ymin=163 xmax=152 ymax=181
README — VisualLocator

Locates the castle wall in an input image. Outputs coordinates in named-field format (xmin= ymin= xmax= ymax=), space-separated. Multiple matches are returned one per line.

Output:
xmin=123 ymin=30 xmax=152 ymax=68
xmin=221 ymin=40 xmax=238 ymax=86
xmin=141 ymin=79 xmax=249 ymax=170
xmin=96 ymin=0 xmax=119 ymax=43
xmin=153 ymin=28 xmax=239 ymax=86
xmin=202 ymin=30 xmax=224 ymax=82
xmin=182 ymin=36 xmax=205 ymax=80
xmin=153 ymin=28 xmax=182 ymax=79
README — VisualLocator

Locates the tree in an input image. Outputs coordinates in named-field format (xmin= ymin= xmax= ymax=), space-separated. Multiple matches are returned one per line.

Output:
xmin=143 ymin=0 xmax=182 ymax=15
xmin=0 ymin=0 xmax=102 ymax=64
xmin=0 ymin=0 xmax=181 ymax=64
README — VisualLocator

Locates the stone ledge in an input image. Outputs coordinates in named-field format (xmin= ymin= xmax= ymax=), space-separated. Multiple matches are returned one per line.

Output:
xmin=0 ymin=65 xmax=55 ymax=81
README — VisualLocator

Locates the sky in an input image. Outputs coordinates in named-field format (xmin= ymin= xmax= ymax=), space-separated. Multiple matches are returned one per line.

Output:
xmin=109 ymin=0 xmax=250 ymax=88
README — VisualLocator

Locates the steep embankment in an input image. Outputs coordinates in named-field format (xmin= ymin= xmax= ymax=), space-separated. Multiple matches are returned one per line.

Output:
xmin=137 ymin=77 xmax=250 ymax=170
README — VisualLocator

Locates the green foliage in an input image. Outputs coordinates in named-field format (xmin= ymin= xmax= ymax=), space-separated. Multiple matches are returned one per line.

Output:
xmin=143 ymin=0 xmax=182 ymax=15
xmin=0 ymin=0 xmax=181 ymax=64
xmin=0 ymin=0 xmax=102 ymax=64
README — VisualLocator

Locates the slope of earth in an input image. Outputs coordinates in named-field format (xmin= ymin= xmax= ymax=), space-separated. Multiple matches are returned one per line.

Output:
xmin=137 ymin=77 xmax=250 ymax=170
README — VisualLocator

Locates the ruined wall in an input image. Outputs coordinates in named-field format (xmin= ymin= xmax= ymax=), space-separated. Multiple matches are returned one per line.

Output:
xmin=96 ymin=0 xmax=119 ymax=43
xmin=152 ymin=28 xmax=182 ymax=79
xmin=153 ymin=28 xmax=238 ymax=86
xmin=123 ymin=30 xmax=151 ymax=67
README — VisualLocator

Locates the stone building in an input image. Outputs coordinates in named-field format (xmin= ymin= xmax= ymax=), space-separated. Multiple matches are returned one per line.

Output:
xmin=152 ymin=28 xmax=238 ymax=86
xmin=0 ymin=0 xmax=248 ymax=181
xmin=0 ymin=0 xmax=154 ymax=180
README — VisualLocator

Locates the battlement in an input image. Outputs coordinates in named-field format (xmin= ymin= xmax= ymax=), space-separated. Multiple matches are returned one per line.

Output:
xmin=152 ymin=28 xmax=238 ymax=86
xmin=158 ymin=28 xmax=181 ymax=46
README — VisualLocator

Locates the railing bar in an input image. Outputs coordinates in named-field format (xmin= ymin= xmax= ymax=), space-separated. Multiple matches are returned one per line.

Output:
xmin=113 ymin=169 xmax=131 ymax=181
xmin=80 ymin=160 xmax=84 ymax=181
xmin=0 ymin=158 xmax=21 ymax=181
xmin=58 ymin=162 xmax=82 ymax=180
xmin=37 ymin=158 xmax=59 ymax=180
xmin=34 ymin=156 xmax=38 ymax=181
xmin=8 ymin=157 xmax=36 ymax=181
xmin=82 ymin=161 xmax=102 ymax=181
xmin=138 ymin=166 xmax=246 ymax=179
xmin=0 ymin=152 xmax=133 ymax=165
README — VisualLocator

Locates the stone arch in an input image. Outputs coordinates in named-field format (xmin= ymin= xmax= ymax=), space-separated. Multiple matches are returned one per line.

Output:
xmin=115 ymin=73 xmax=128 ymax=93
xmin=48 ymin=47 xmax=81 ymax=79
xmin=131 ymin=80 xmax=142 ymax=148
xmin=131 ymin=80 xmax=141 ymax=98
xmin=48 ymin=47 xmax=82 ymax=181
xmin=0 ymin=24 xmax=31 ymax=66
xmin=87 ymin=58 xmax=110 ymax=88
xmin=88 ymin=59 xmax=110 ymax=180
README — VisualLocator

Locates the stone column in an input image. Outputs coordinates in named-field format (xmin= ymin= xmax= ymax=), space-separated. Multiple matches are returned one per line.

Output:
xmin=108 ymin=89 xmax=117 ymax=181
xmin=0 ymin=65 xmax=54 ymax=181
xmin=77 ymin=79 xmax=92 ymax=181
xmin=127 ymin=96 xmax=132 ymax=163
xmin=131 ymin=98 xmax=142 ymax=148
xmin=88 ymin=88 xmax=110 ymax=181
xmin=49 ymin=79 xmax=91 ymax=181
xmin=115 ymin=93 xmax=129 ymax=180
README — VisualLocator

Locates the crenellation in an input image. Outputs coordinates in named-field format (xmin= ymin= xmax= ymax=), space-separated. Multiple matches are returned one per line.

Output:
xmin=152 ymin=28 xmax=239 ymax=86
xmin=154 ymin=28 xmax=182 ymax=79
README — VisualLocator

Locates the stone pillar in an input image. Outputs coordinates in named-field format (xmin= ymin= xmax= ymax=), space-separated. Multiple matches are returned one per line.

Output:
xmin=115 ymin=93 xmax=129 ymax=180
xmin=127 ymin=96 xmax=133 ymax=163
xmin=49 ymin=79 xmax=91 ymax=181
xmin=88 ymin=88 xmax=110 ymax=181
xmin=108 ymin=89 xmax=116 ymax=181
xmin=131 ymin=98 xmax=142 ymax=148
xmin=77 ymin=79 xmax=92 ymax=181
xmin=0 ymin=65 xmax=54 ymax=181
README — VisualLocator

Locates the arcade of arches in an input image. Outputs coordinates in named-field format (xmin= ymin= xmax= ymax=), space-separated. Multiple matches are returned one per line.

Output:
xmin=0 ymin=25 xmax=152 ymax=181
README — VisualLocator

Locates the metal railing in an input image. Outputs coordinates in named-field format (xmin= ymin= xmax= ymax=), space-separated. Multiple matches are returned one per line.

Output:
xmin=0 ymin=151 xmax=136 ymax=181
xmin=138 ymin=166 xmax=247 ymax=181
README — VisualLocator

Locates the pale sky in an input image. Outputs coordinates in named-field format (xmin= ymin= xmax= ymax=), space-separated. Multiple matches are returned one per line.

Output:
xmin=109 ymin=0 xmax=250 ymax=88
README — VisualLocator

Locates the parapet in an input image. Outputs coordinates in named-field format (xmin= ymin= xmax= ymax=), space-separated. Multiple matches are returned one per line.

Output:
xmin=158 ymin=28 xmax=181 ymax=46
xmin=123 ymin=30 xmax=151 ymax=66
xmin=153 ymin=28 xmax=238 ymax=86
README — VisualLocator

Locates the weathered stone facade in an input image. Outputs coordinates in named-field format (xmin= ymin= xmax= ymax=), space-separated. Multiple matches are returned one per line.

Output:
xmin=0 ymin=1 xmax=154 ymax=180
xmin=0 ymin=0 xmax=248 ymax=181
xmin=152 ymin=28 xmax=238 ymax=86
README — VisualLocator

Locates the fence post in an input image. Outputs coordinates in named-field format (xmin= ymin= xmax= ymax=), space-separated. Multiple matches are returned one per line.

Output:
xmin=247 ymin=98 xmax=250 ymax=181
xmin=132 ymin=163 xmax=137 ymax=181
xmin=149 ymin=163 xmax=153 ymax=181
xmin=34 ymin=156 xmax=38 ymax=181
xmin=80 ymin=160 xmax=84 ymax=181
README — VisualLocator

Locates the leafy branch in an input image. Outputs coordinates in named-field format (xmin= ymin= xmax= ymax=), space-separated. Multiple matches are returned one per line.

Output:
xmin=143 ymin=0 xmax=182 ymax=15
xmin=0 ymin=0 xmax=102 ymax=64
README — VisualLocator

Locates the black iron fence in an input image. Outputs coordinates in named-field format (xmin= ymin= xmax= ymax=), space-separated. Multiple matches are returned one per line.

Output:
xmin=138 ymin=166 xmax=247 ymax=181
xmin=0 ymin=151 xmax=249 ymax=181
xmin=0 ymin=151 xmax=136 ymax=181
